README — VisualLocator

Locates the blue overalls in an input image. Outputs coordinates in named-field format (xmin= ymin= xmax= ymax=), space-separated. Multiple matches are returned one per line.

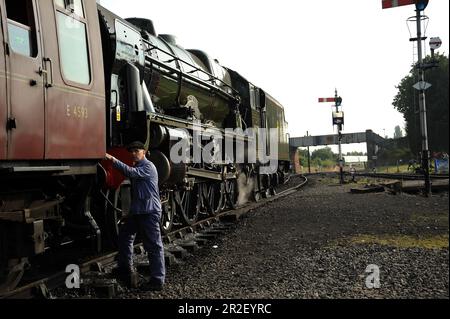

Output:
xmin=113 ymin=158 xmax=165 ymax=285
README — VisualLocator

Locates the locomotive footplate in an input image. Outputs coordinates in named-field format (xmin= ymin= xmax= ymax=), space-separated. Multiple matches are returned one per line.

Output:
xmin=0 ymin=164 xmax=98 ymax=176
xmin=0 ymin=198 xmax=63 ymax=223
xmin=0 ymin=198 xmax=63 ymax=257
xmin=186 ymin=167 xmax=237 ymax=181
xmin=0 ymin=166 xmax=70 ymax=174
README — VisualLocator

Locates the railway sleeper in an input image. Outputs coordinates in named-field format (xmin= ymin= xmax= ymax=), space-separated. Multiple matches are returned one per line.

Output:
xmin=92 ymin=281 xmax=117 ymax=299
xmin=165 ymin=245 xmax=189 ymax=260
xmin=82 ymin=273 xmax=119 ymax=298
xmin=209 ymin=226 xmax=229 ymax=232
xmin=34 ymin=283 xmax=52 ymax=299
xmin=219 ymin=214 xmax=240 ymax=223
xmin=196 ymin=232 xmax=218 ymax=241
xmin=176 ymin=241 xmax=200 ymax=253
xmin=192 ymin=237 xmax=209 ymax=247
xmin=164 ymin=252 xmax=178 ymax=267
xmin=202 ymin=229 xmax=226 ymax=236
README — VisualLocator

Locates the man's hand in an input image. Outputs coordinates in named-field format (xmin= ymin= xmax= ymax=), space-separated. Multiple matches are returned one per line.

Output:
xmin=105 ymin=153 xmax=116 ymax=162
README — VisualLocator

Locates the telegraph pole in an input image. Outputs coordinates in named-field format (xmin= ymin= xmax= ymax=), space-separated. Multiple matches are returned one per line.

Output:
xmin=414 ymin=7 xmax=432 ymax=196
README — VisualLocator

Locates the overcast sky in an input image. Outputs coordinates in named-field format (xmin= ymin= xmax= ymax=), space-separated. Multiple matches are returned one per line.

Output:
xmin=100 ymin=0 xmax=449 ymax=153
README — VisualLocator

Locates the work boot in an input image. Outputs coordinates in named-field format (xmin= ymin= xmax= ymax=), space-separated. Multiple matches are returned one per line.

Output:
xmin=140 ymin=278 xmax=164 ymax=292
xmin=111 ymin=266 xmax=139 ymax=288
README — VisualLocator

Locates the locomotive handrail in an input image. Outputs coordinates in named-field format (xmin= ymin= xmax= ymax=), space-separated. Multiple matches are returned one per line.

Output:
xmin=144 ymin=40 xmax=230 ymax=87
xmin=142 ymin=39 xmax=239 ymax=99
xmin=148 ymin=112 xmax=254 ymax=143
xmin=144 ymin=57 xmax=238 ymax=104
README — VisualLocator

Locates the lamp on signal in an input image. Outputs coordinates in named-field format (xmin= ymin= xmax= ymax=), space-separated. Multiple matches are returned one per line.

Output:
xmin=415 ymin=0 xmax=429 ymax=11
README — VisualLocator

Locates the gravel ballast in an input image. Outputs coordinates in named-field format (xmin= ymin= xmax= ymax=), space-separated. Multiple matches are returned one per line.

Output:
xmin=62 ymin=175 xmax=449 ymax=299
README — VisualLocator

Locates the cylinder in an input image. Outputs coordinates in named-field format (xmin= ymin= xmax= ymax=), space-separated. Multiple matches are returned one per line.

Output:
xmin=149 ymin=124 xmax=168 ymax=149
xmin=148 ymin=150 xmax=187 ymax=186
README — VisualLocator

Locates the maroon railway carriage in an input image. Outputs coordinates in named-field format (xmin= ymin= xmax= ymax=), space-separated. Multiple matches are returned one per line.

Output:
xmin=0 ymin=0 xmax=106 ymax=293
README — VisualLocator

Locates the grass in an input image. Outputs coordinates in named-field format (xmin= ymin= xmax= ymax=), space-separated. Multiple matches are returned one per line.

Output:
xmin=347 ymin=211 xmax=449 ymax=249
xmin=411 ymin=211 xmax=449 ymax=227
xmin=349 ymin=234 xmax=449 ymax=250
xmin=374 ymin=165 xmax=412 ymax=174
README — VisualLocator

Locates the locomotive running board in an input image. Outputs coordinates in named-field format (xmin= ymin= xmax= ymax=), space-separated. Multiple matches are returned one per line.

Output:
xmin=149 ymin=114 xmax=253 ymax=143
xmin=0 ymin=198 xmax=63 ymax=223
xmin=0 ymin=165 xmax=97 ymax=176
xmin=1 ymin=166 xmax=71 ymax=173
xmin=186 ymin=167 xmax=236 ymax=181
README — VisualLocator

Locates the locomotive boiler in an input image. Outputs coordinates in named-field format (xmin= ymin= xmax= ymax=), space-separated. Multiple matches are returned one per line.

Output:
xmin=0 ymin=0 xmax=290 ymax=293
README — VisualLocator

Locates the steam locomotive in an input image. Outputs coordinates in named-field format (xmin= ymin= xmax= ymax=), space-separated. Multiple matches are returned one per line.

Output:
xmin=0 ymin=0 xmax=290 ymax=293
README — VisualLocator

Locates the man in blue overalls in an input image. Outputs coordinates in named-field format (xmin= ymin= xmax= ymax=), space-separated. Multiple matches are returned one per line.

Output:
xmin=106 ymin=141 xmax=165 ymax=291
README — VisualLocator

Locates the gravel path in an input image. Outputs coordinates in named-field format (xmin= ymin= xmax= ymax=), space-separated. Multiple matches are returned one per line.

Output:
xmin=118 ymin=176 xmax=448 ymax=299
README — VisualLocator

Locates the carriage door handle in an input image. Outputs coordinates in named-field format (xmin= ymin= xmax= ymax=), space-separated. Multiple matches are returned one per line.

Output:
xmin=43 ymin=57 xmax=54 ymax=88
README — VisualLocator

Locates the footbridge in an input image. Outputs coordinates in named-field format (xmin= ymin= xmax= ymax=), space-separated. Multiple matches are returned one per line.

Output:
xmin=289 ymin=130 xmax=385 ymax=169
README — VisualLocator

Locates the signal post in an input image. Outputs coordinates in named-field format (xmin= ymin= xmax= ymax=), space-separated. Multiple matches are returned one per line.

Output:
xmin=319 ymin=91 xmax=345 ymax=184
xmin=383 ymin=0 xmax=434 ymax=196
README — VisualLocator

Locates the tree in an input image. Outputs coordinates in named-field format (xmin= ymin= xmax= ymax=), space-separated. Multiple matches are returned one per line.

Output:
xmin=377 ymin=147 xmax=412 ymax=166
xmin=394 ymin=126 xmax=403 ymax=139
xmin=311 ymin=147 xmax=337 ymax=162
xmin=393 ymin=53 xmax=449 ymax=154
xmin=297 ymin=149 xmax=310 ymax=167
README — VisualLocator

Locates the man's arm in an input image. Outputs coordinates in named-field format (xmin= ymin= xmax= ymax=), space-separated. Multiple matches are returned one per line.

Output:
xmin=106 ymin=154 xmax=152 ymax=179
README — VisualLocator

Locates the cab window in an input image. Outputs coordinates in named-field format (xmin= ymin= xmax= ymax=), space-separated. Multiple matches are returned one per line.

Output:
xmin=5 ymin=0 xmax=38 ymax=57
xmin=54 ymin=0 xmax=91 ymax=85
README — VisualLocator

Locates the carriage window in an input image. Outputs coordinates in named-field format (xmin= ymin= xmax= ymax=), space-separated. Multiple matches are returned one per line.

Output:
xmin=56 ymin=11 xmax=90 ymax=85
xmin=54 ymin=0 xmax=65 ymax=8
xmin=5 ymin=0 xmax=37 ymax=57
xmin=71 ymin=0 xmax=85 ymax=18
xmin=54 ymin=0 xmax=84 ymax=18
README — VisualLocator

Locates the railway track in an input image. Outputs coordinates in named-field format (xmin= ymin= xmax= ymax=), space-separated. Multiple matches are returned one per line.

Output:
xmin=0 ymin=175 xmax=308 ymax=299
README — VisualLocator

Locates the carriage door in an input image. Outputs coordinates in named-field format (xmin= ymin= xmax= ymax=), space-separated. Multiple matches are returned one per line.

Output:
xmin=37 ymin=0 xmax=106 ymax=160
xmin=3 ymin=0 xmax=45 ymax=160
